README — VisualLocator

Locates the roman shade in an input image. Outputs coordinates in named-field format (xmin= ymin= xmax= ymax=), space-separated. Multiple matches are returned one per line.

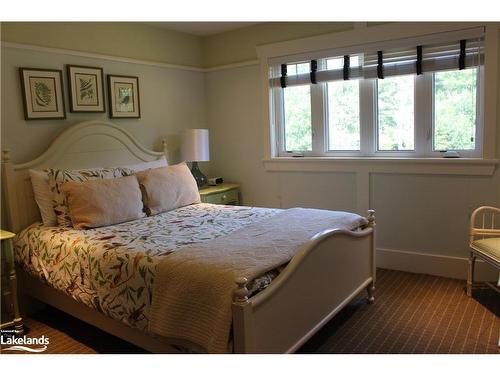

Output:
xmin=269 ymin=27 xmax=484 ymax=88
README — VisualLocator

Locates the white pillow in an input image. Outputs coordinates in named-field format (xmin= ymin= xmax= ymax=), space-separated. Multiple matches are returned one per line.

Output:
xmin=61 ymin=175 xmax=145 ymax=229
xmin=29 ymin=169 xmax=57 ymax=226
xmin=135 ymin=162 xmax=201 ymax=216
xmin=121 ymin=156 xmax=168 ymax=172
xmin=28 ymin=157 xmax=167 ymax=227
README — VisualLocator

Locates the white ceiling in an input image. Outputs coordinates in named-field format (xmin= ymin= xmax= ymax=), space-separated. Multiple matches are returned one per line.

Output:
xmin=146 ymin=22 xmax=259 ymax=36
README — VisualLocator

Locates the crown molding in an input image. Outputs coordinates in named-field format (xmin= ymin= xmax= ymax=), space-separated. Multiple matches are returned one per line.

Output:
xmin=1 ymin=41 xmax=259 ymax=73
xmin=1 ymin=41 xmax=205 ymax=72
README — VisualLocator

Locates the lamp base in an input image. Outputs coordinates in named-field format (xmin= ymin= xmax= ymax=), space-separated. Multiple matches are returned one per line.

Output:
xmin=190 ymin=161 xmax=207 ymax=188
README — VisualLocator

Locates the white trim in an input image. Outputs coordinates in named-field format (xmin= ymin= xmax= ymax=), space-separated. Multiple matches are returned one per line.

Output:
xmin=377 ymin=247 xmax=499 ymax=282
xmin=1 ymin=41 xmax=204 ymax=72
xmin=482 ymin=25 xmax=499 ymax=159
xmin=262 ymin=157 xmax=498 ymax=176
xmin=1 ymin=41 xmax=260 ymax=73
xmin=204 ymin=60 xmax=260 ymax=72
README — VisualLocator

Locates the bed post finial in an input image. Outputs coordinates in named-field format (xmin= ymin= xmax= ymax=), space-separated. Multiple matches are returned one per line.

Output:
xmin=161 ymin=138 xmax=168 ymax=158
xmin=2 ymin=149 xmax=11 ymax=163
xmin=234 ymin=277 xmax=249 ymax=304
xmin=367 ymin=209 xmax=375 ymax=227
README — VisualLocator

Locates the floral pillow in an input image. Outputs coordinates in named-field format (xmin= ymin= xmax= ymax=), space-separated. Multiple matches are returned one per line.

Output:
xmin=47 ymin=167 xmax=132 ymax=227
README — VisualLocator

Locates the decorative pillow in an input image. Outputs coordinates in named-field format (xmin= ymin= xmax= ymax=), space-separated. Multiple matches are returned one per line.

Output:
xmin=29 ymin=169 xmax=57 ymax=226
xmin=47 ymin=167 xmax=130 ymax=227
xmin=61 ymin=175 xmax=145 ymax=230
xmin=120 ymin=155 xmax=168 ymax=172
xmin=135 ymin=162 xmax=200 ymax=216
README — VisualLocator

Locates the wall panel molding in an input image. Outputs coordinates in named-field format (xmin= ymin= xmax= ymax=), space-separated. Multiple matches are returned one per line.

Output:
xmin=1 ymin=42 xmax=260 ymax=73
xmin=377 ymin=247 xmax=498 ymax=281
xmin=1 ymin=42 xmax=205 ymax=72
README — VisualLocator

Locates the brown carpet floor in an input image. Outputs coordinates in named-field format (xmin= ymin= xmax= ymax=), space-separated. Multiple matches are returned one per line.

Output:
xmin=1 ymin=269 xmax=499 ymax=354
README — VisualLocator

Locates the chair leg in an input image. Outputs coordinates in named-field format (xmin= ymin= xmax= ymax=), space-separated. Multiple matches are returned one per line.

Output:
xmin=467 ymin=252 xmax=476 ymax=297
xmin=366 ymin=281 xmax=375 ymax=304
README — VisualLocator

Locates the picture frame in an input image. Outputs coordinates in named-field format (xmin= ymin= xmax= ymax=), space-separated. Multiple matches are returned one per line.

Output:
xmin=67 ymin=65 xmax=105 ymax=113
xmin=107 ymin=75 xmax=141 ymax=118
xmin=19 ymin=68 xmax=66 ymax=120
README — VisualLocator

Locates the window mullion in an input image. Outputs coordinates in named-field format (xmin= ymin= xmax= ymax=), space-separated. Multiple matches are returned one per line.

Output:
xmin=359 ymin=79 xmax=375 ymax=156
xmin=415 ymin=73 xmax=432 ymax=156
xmin=311 ymin=83 xmax=325 ymax=156
xmin=274 ymin=88 xmax=286 ymax=156
xmin=476 ymin=67 xmax=485 ymax=157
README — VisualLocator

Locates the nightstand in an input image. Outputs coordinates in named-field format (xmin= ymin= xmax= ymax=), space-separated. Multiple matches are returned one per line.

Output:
xmin=1 ymin=230 xmax=24 ymax=335
xmin=199 ymin=183 xmax=240 ymax=205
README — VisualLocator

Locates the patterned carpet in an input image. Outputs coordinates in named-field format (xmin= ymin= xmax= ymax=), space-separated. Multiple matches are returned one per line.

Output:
xmin=1 ymin=269 xmax=499 ymax=354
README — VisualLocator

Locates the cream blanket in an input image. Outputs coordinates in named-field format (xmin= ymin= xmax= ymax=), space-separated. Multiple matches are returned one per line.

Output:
xmin=149 ymin=208 xmax=366 ymax=353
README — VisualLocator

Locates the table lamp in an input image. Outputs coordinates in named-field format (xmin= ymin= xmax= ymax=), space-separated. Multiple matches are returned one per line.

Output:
xmin=181 ymin=129 xmax=210 ymax=188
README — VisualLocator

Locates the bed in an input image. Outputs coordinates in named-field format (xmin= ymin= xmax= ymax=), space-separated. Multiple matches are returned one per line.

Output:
xmin=1 ymin=120 xmax=376 ymax=353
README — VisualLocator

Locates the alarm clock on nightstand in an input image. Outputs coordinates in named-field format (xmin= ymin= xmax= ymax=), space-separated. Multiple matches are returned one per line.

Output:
xmin=207 ymin=177 xmax=224 ymax=186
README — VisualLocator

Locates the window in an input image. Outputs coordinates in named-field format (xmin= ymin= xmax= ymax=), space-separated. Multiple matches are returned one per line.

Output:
xmin=270 ymin=29 xmax=484 ymax=158
xmin=282 ymin=62 xmax=312 ymax=152
xmin=283 ymin=85 xmax=312 ymax=152
xmin=327 ymin=79 xmax=360 ymax=151
xmin=377 ymin=75 xmax=415 ymax=151
xmin=433 ymin=68 xmax=478 ymax=151
xmin=326 ymin=56 xmax=361 ymax=151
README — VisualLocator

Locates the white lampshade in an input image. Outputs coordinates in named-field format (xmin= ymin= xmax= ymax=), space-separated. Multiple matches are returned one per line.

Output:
xmin=181 ymin=129 xmax=210 ymax=162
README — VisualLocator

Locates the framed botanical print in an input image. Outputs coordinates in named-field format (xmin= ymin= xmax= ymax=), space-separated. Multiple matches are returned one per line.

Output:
xmin=67 ymin=65 xmax=105 ymax=112
xmin=107 ymin=75 xmax=140 ymax=118
xmin=19 ymin=68 xmax=66 ymax=120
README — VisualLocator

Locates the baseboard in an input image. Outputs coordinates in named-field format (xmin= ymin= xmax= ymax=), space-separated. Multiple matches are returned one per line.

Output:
xmin=377 ymin=248 xmax=499 ymax=281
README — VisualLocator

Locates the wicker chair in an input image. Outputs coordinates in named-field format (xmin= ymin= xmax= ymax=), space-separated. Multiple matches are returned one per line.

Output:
xmin=467 ymin=206 xmax=500 ymax=296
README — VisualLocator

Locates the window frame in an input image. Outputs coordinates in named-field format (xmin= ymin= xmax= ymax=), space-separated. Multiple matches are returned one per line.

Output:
xmin=273 ymin=60 xmax=484 ymax=159
xmin=325 ymin=78 xmax=362 ymax=153
xmin=374 ymin=74 xmax=417 ymax=155
xmin=429 ymin=67 xmax=484 ymax=158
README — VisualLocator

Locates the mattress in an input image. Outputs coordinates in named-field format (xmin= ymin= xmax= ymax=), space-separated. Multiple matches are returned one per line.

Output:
xmin=14 ymin=203 xmax=282 ymax=333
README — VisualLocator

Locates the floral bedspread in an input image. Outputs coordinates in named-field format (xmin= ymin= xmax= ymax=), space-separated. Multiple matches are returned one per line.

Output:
xmin=14 ymin=203 xmax=281 ymax=332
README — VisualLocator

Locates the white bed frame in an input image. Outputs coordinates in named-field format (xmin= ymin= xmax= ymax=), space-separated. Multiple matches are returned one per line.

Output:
xmin=1 ymin=120 xmax=376 ymax=354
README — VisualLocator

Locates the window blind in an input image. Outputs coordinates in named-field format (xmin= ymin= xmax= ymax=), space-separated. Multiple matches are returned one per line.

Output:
xmin=269 ymin=27 xmax=484 ymax=88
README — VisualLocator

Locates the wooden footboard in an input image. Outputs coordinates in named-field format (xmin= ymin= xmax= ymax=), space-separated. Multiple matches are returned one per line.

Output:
xmin=232 ymin=211 xmax=376 ymax=353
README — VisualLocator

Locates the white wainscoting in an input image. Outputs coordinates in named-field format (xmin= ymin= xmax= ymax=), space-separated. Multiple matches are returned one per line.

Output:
xmin=377 ymin=248 xmax=498 ymax=281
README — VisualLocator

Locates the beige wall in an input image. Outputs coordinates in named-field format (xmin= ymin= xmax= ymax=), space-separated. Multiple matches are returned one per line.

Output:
xmin=202 ymin=22 xmax=355 ymax=68
xmin=205 ymin=26 xmax=500 ymax=278
xmin=1 ymin=22 xmax=384 ymax=68
xmin=1 ymin=22 xmax=203 ymax=68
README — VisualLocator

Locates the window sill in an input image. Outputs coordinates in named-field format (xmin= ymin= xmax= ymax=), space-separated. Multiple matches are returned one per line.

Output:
xmin=262 ymin=157 xmax=498 ymax=176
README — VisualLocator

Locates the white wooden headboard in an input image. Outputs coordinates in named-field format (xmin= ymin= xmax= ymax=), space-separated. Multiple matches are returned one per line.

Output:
xmin=1 ymin=120 xmax=167 ymax=233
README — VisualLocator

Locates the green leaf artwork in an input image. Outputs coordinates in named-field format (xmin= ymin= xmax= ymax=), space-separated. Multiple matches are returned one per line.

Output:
xmin=116 ymin=86 xmax=133 ymax=112
xmin=119 ymin=88 xmax=131 ymax=105
xmin=34 ymin=82 xmax=52 ymax=107
xmin=79 ymin=77 xmax=95 ymax=100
